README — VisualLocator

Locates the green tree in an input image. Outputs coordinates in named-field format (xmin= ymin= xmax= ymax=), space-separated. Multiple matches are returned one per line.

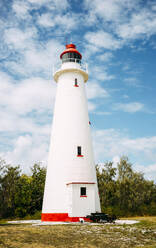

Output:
xmin=0 ymin=164 xmax=21 ymax=218
xmin=117 ymin=156 xmax=133 ymax=182
xmin=0 ymin=158 xmax=6 ymax=217
xmin=0 ymin=160 xmax=46 ymax=219
xmin=97 ymin=156 xmax=156 ymax=217
xmin=116 ymin=156 xmax=134 ymax=215
xmin=14 ymin=174 xmax=32 ymax=217
xmin=116 ymin=156 xmax=156 ymax=216
xmin=29 ymin=163 xmax=46 ymax=214
xmin=96 ymin=162 xmax=117 ymax=214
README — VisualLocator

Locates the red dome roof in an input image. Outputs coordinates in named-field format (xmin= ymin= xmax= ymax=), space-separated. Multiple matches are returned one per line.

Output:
xmin=60 ymin=44 xmax=82 ymax=59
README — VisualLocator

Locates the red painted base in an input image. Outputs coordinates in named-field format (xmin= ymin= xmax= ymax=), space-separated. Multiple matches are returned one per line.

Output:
xmin=41 ymin=213 xmax=90 ymax=222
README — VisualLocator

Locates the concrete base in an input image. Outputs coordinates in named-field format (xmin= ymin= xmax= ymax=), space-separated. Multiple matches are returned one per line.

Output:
xmin=7 ymin=219 xmax=139 ymax=225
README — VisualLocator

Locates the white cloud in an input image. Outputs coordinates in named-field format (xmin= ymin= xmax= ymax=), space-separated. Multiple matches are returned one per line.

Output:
xmin=88 ymin=101 xmax=97 ymax=112
xmin=117 ymin=9 xmax=156 ymax=40
xmin=152 ymin=4 xmax=156 ymax=11
xmin=135 ymin=163 xmax=156 ymax=181
xmin=124 ymin=77 xmax=140 ymax=87
xmin=38 ymin=13 xmax=79 ymax=31
xmin=4 ymin=27 xmax=37 ymax=50
xmin=122 ymin=94 xmax=129 ymax=99
xmin=93 ymin=129 xmax=156 ymax=161
xmin=0 ymin=109 xmax=50 ymax=134
xmin=90 ymin=66 xmax=115 ymax=81
xmin=122 ymin=64 xmax=131 ymax=71
xmin=144 ymin=164 xmax=156 ymax=174
xmin=24 ymin=48 xmax=51 ymax=74
xmin=93 ymin=0 xmax=122 ymax=21
xmin=27 ymin=0 xmax=49 ymax=4
xmin=2 ymin=134 xmax=49 ymax=172
xmin=38 ymin=13 xmax=55 ymax=27
xmin=93 ymin=111 xmax=111 ymax=116
xmin=12 ymin=1 xmax=30 ymax=19
xmin=27 ymin=0 xmax=69 ymax=10
xmin=97 ymin=71 xmax=115 ymax=81
xmin=85 ymin=82 xmax=110 ymax=113
xmin=12 ymin=0 xmax=69 ymax=13
xmin=113 ymin=102 xmax=144 ymax=113
xmin=4 ymin=36 xmax=63 ymax=76
xmin=0 ymin=72 xmax=54 ymax=171
xmin=84 ymin=0 xmax=135 ymax=22
xmin=11 ymin=0 xmax=69 ymax=24
xmin=0 ymin=73 xmax=56 ymax=115
xmin=112 ymin=156 xmax=120 ymax=167
xmin=24 ymin=39 xmax=63 ymax=74
xmin=84 ymin=0 xmax=156 ymax=48
xmin=83 ymin=44 xmax=100 ymax=59
xmin=93 ymin=128 xmax=156 ymax=180
xmin=98 ymin=52 xmax=114 ymax=62
xmin=86 ymin=82 xmax=109 ymax=99
xmin=85 ymin=30 xmax=122 ymax=50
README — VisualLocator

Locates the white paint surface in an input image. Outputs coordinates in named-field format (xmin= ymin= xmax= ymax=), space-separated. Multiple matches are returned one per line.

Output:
xmin=42 ymin=56 xmax=101 ymax=217
xmin=67 ymin=183 xmax=95 ymax=217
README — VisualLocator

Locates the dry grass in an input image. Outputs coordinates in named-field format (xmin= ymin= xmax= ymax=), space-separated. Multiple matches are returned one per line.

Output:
xmin=121 ymin=216 xmax=156 ymax=223
xmin=0 ymin=217 xmax=156 ymax=248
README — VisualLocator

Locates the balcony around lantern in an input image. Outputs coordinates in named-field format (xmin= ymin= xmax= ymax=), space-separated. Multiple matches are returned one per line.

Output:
xmin=53 ymin=58 xmax=88 ymax=83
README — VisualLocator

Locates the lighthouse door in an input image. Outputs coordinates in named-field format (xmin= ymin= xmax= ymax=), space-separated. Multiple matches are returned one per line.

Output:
xmin=66 ymin=183 xmax=95 ymax=217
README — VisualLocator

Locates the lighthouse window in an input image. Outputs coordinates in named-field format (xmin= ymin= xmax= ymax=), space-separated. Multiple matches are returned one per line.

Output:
xmin=62 ymin=52 xmax=81 ymax=64
xmin=80 ymin=187 xmax=86 ymax=196
xmin=77 ymin=146 xmax=82 ymax=156
xmin=75 ymin=78 xmax=78 ymax=86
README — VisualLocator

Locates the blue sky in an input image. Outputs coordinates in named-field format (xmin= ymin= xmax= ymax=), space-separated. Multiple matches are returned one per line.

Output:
xmin=0 ymin=0 xmax=156 ymax=180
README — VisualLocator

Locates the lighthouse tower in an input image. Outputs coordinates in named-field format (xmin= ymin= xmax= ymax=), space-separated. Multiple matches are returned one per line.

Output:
xmin=42 ymin=44 xmax=101 ymax=222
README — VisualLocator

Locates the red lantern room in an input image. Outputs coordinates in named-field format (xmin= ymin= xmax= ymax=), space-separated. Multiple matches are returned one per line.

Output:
xmin=60 ymin=44 xmax=82 ymax=64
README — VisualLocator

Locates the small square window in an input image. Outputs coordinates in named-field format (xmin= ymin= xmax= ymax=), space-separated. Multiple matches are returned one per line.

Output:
xmin=80 ymin=187 xmax=86 ymax=196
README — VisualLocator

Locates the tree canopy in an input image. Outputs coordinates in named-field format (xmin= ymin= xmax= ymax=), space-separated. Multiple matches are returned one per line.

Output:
xmin=97 ymin=156 xmax=156 ymax=216
xmin=0 ymin=159 xmax=46 ymax=219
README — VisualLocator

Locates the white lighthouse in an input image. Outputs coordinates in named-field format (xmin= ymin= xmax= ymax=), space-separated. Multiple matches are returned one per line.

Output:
xmin=42 ymin=44 xmax=101 ymax=222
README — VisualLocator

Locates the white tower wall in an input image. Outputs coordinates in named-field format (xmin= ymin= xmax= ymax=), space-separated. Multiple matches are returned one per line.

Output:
xmin=42 ymin=48 xmax=101 ymax=222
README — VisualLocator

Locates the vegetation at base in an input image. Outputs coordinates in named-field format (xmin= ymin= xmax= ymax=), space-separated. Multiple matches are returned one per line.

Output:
xmin=97 ymin=156 xmax=156 ymax=217
xmin=0 ymin=155 xmax=156 ymax=219
xmin=0 ymin=158 xmax=45 ymax=219
xmin=0 ymin=217 xmax=156 ymax=248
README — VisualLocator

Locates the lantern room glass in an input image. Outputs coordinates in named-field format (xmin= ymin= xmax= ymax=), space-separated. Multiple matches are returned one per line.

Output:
xmin=62 ymin=52 xmax=81 ymax=64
